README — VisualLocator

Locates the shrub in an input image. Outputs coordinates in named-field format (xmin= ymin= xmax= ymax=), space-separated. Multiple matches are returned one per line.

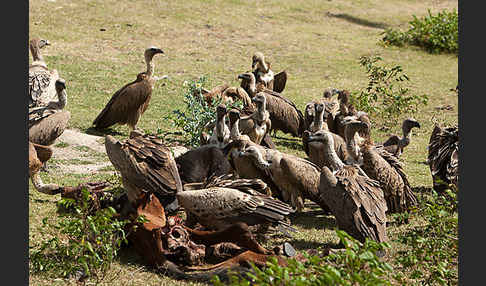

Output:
xmin=164 ymin=75 xmax=242 ymax=147
xmin=382 ymin=9 xmax=458 ymax=54
xmin=29 ymin=188 xmax=132 ymax=284
xmin=212 ymin=230 xmax=393 ymax=286
xmin=393 ymin=187 xmax=458 ymax=285
xmin=350 ymin=55 xmax=428 ymax=130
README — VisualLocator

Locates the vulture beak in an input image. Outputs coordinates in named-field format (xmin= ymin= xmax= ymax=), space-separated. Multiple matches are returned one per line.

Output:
xmin=156 ymin=48 xmax=164 ymax=54
xmin=251 ymin=61 xmax=257 ymax=70
xmin=415 ymin=122 xmax=421 ymax=128
xmin=237 ymin=74 xmax=247 ymax=80
xmin=45 ymin=40 xmax=51 ymax=46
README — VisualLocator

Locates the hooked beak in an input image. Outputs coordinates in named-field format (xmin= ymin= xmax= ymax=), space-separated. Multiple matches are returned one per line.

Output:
xmin=251 ymin=61 xmax=257 ymax=70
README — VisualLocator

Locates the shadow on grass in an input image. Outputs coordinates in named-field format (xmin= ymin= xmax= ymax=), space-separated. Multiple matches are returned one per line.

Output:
xmin=274 ymin=136 xmax=303 ymax=151
xmin=326 ymin=12 xmax=389 ymax=30
xmin=85 ymin=127 xmax=125 ymax=137
xmin=290 ymin=210 xmax=336 ymax=230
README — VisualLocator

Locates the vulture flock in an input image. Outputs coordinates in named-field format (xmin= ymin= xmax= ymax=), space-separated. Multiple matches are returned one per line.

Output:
xmin=28 ymin=37 xmax=459 ymax=279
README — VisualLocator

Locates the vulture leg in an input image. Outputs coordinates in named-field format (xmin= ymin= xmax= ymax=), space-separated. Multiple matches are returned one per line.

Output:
xmin=183 ymin=222 xmax=271 ymax=255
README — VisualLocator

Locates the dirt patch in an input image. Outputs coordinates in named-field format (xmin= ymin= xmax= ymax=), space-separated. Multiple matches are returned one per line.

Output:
xmin=50 ymin=129 xmax=111 ymax=174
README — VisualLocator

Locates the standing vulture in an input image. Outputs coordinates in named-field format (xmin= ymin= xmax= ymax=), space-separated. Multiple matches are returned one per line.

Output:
xmin=380 ymin=118 xmax=421 ymax=157
xmin=249 ymin=52 xmax=288 ymax=93
xmin=306 ymin=129 xmax=388 ymax=243
xmin=29 ymin=79 xmax=70 ymax=146
xmin=237 ymin=94 xmax=271 ymax=145
xmin=207 ymin=104 xmax=231 ymax=147
xmin=29 ymin=38 xmax=60 ymax=108
xmin=427 ymin=124 xmax=458 ymax=193
xmin=104 ymin=132 xmax=183 ymax=210
xmin=238 ymin=72 xmax=304 ymax=137
xmin=360 ymin=135 xmax=418 ymax=214
xmin=92 ymin=46 xmax=164 ymax=131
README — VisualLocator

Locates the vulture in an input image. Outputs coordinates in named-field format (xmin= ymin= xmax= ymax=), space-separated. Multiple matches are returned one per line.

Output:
xmin=317 ymin=131 xmax=387 ymax=242
xmin=228 ymin=109 xmax=251 ymax=142
xmin=359 ymin=130 xmax=418 ymax=214
xmin=303 ymin=129 xmax=348 ymax=169
xmin=175 ymin=144 xmax=233 ymax=184
xmin=222 ymin=138 xmax=283 ymax=200
xmin=306 ymin=129 xmax=388 ymax=243
xmin=104 ymin=132 xmax=183 ymax=210
xmin=237 ymin=94 xmax=271 ymax=145
xmin=29 ymin=141 xmax=62 ymax=195
xmin=380 ymin=118 xmax=421 ymax=157
xmin=238 ymin=72 xmax=304 ymax=137
xmin=238 ymin=145 xmax=332 ymax=213
xmin=199 ymin=83 xmax=250 ymax=107
xmin=92 ymin=46 xmax=164 ymax=132
xmin=178 ymin=174 xmax=295 ymax=236
xmin=249 ymin=52 xmax=288 ymax=93
xmin=29 ymin=38 xmax=60 ymax=108
xmin=304 ymin=88 xmax=340 ymax=132
xmin=29 ymin=79 xmax=71 ymax=146
xmin=207 ymin=104 xmax=231 ymax=147
xmin=427 ymin=124 xmax=458 ymax=193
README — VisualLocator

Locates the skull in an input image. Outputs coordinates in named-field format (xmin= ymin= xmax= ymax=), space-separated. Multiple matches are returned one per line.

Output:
xmin=165 ymin=224 xmax=206 ymax=266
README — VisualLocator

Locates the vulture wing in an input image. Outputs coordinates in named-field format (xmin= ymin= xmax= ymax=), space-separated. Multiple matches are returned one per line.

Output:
xmin=93 ymin=75 xmax=152 ymax=129
xmin=272 ymin=70 xmax=287 ymax=93
xmin=105 ymin=135 xmax=182 ymax=199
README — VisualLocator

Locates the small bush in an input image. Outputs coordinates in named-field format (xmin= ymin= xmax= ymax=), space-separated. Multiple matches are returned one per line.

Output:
xmin=212 ymin=230 xmax=393 ymax=286
xmin=382 ymin=9 xmax=458 ymax=54
xmin=393 ymin=187 xmax=458 ymax=285
xmin=350 ymin=55 xmax=428 ymax=130
xmin=29 ymin=188 xmax=131 ymax=283
xmin=164 ymin=75 xmax=242 ymax=147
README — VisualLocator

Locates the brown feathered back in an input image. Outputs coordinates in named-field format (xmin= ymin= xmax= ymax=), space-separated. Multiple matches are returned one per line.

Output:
xmin=319 ymin=165 xmax=388 ymax=243
xmin=29 ymin=110 xmax=71 ymax=146
xmin=427 ymin=125 xmax=459 ymax=192
xmin=105 ymin=134 xmax=182 ymax=205
xmin=93 ymin=73 xmax=153 ymax=129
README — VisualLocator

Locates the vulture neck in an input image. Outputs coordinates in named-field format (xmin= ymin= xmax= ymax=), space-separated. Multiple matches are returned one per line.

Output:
xmin=30 ymin=44 xmax=43 ymax=62
xmin=253 ymin=102 xmax=268 ymax=122
xmin=247 ymin=75 xmax=257 ymax=96
xmin=215 ymin=115 xmax=227 ymax=142
xmin=258 ymin=59 xmax=269 ymax=73
xmin=230 ymin=119 xmax=241 ymax=140
xmin=321 ymin=135 xmax=345 ymax=172
xmin=56 ymin=89 xmax=68 ymax=109
xmin=345 ymin=128 xmax=361 ymax=164
xmin=311 ymin=109 xmax=327 ymax=132
xmin=31 ymin=173 xmax=59 ymax=195
xmin=145 ymin=56 xmax=155 ymax=78
xmin=400 ymin=125 xmax=412 ymax=147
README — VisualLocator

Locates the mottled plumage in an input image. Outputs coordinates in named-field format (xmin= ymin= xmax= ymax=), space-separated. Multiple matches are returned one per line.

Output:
xmin=361 ymin=141 xmax=417 ymax=213
xmin=104 ymin=133 xmax=183 ymax=206
xmin=29 ymin=38 xmax=59 ymax=108
xmin=178 ymin=174 xmax=294 ymax=232
xmin=427 ymin=125 xmax=458 ymax=193
xmin=319 ymin=165 xmax=388 ymax=243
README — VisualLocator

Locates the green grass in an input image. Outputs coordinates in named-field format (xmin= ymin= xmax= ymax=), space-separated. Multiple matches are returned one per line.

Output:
xmin=29 ymin=0 xmax=458 ymax=285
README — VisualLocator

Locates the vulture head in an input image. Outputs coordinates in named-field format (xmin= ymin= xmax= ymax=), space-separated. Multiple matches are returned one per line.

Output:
xmin=228 ymin=109 xmax=240 ymax=128
xmin=344 ymin=120 xmax=369 ymax=141
xmin=238 ymin=72 xmax=256 ymax=82
xmin=323 ymin=88 xmax=339 ymax=99
xmin=216 ymin=104 xmax=228 ymax=120
xmin=144 ymin=46 xmax=164 ymax=62
xmin=238 ymin=145 xmax=270 ymax=168
xmin=30 ymin=38 xmax=50 ymax=63
xmin=308 ymin=130 xmax=334 ymax=147
xmin=55 ymin=78 xmax=66 ymax=94
xmin=314 ymin=102 xmax=325 ymax=116
xmin=252 ymin=52 xmax=266 ymax=71
xmin=403 ymin=118 xmax=421 ymax=133
xmin=337 ymin=90 xmax=351 ymax=105
xmin=252 ymin=93 xmax=267 ymax=109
